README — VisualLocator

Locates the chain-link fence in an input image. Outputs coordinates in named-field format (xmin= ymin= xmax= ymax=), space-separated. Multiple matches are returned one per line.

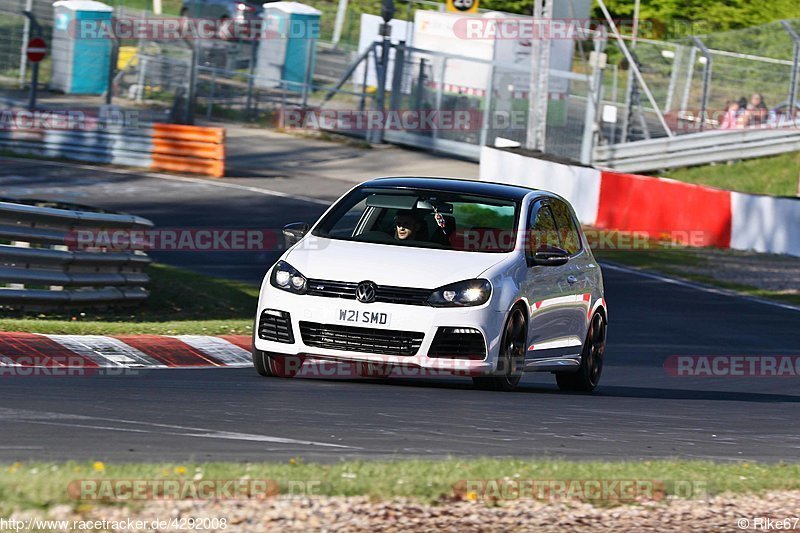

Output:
xmin=0 ymin=0 xmax=53 ymax=87
xmin=599 ymin=19 xmax=800 ymax=145
xmin=1 ymin=0 xmax=799 ymax=165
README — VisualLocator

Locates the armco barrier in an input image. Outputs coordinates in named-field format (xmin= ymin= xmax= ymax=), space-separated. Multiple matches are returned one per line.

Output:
xmin=479 ymin=146 xmax=800 ymax=258
xmin=0 ymin=199 xmax=153 ymax=307
xmin=0 ymin=124 xmax=225 ymax=178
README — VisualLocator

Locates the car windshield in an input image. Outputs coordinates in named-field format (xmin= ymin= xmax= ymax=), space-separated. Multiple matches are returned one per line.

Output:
xmin=312 ymin=187 xmax=520 ymax=252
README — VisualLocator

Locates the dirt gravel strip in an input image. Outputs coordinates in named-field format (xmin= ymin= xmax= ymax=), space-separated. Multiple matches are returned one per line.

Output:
xmin=9 ymin=491 xmax=800 ymax=532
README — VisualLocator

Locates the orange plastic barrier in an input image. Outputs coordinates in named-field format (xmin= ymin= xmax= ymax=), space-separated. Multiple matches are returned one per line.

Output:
xmin=150 ymin=124 xmax=226 ymax=178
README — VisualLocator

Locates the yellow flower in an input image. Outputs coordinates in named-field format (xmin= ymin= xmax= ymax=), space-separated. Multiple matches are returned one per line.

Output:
xmin=289 ymin=458 xmax=297 ymax=465
xmin=175 ymin=466 xmax=187 ymax=475
xmin=92 ymin=461 xmax=105 ymax=472
xmin=466 ymin=491 xmax=478 ymax=501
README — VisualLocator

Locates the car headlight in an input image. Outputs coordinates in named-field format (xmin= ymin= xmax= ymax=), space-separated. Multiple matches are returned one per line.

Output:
xmin=428 ymin=279 xmax=492 ymax=307
xmin=270 ymin=260 xmax=307 ymax=294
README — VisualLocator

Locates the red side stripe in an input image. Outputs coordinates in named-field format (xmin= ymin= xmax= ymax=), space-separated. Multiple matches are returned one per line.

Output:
xmin=113 ymin=335 xmax=223 ymax=367
xmin=0 ymin=332 xmax=99 ymax=367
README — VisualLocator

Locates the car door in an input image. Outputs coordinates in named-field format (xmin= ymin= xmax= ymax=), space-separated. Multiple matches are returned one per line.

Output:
xmin=522 ymin=199 xmax=574 ymax=362
xmin=550 ymin=198 xmax=596 ymax=353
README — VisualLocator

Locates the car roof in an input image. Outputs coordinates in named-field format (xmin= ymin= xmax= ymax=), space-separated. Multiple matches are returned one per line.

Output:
xmin=360 ymin=176 xmax=553 ymax=202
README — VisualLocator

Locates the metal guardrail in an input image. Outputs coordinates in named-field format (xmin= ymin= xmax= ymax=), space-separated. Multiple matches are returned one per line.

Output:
xmin=0 ymin=198 xmax=153 ymax=307
xmin=0 ymin=128 xmax=154 ymax=168
xmin=593 ymin=126 xmax=800 ymax=172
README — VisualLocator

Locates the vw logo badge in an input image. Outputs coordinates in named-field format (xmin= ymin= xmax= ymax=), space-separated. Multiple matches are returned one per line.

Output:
xmin=356 ymin=281 xmax=377 ymax=303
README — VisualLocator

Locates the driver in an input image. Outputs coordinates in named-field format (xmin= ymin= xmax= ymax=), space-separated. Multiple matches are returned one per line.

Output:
xmin=394 ymin=210 xmax=424 ymax=241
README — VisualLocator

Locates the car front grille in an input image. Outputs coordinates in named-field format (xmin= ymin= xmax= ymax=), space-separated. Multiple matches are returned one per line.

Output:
xmin=427 ymin=327 xmax=486 ymax=360
xmin=305 ymin=279 xmax=432 ymax=306
xmin=258 ymin=309 xmax=294 ymax=343
xmin=299 ymin=321 xmax=424 ymax=356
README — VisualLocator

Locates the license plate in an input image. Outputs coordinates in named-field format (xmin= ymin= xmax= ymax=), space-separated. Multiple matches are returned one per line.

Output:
xmin=336 ymin=309 xmax=391 ymax=326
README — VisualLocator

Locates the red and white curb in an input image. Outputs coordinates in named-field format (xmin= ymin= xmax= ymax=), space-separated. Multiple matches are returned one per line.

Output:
xmin=0 ymin=332 xmax=253 ymax=368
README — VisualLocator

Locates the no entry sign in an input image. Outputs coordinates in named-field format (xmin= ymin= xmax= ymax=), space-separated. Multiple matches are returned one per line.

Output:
xmin=26 ymin=37 xmax=47 ymax=63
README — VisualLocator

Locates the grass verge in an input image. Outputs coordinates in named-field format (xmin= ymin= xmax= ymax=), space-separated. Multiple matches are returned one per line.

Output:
xmin=656 ymin=151 xmax=800 ymax=196
xmin=591 ymin=231 xmax=800 ymax=306
xmin=0 ymin=263 xmax=257 ymax=335
xmin=1 ymin=459 xmax=798 ymax=512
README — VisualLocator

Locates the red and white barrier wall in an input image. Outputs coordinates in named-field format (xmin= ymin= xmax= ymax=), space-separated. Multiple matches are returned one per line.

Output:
xmin=479 ymin=146 xmax=800 ymax=258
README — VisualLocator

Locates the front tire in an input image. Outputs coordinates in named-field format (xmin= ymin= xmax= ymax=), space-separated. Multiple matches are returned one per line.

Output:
xmin=556 ymin=312 xmax=606 ymax=392
xmin=473 ymin=307 xmax=526 ymax=392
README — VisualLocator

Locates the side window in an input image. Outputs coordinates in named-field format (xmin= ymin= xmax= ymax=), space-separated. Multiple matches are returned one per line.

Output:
xmin=550 ymin=200 xmax=582 ymax=255
xmin=527 ymin=204 xmax=560 ymax=253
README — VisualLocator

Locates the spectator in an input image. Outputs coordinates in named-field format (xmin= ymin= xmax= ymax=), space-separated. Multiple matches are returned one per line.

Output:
xmin=719 ymin=100 xmax=741 ymax=129
xmin=745 ymin=93 xmax=768 ymax=126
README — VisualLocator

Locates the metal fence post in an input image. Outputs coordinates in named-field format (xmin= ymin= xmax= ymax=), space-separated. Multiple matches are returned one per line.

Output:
xmin=19 ymin=0 xmax=33 ymax=88
xmin=526 ymin=0 xmax=552 ymax=151
xmin=581 ymin=31 xmax=606 ymax=165
xmin=185 ymin=40 xmax=199 ymax=125
xmin=663 ymin=46 xmax=680 ymax=113
xmin=780 ymin=21 xmax=800 ymax=121
xmin=301 ymin=39 xmax=314 ymax=108
xmin=207 ymin=68 xmax=216 ymax=119
xmin=389 ymin=41 xmax=405 ymax=111
xmin=359 ymin=53 xmax=370 ymax=112
xmin=414 ymin=58 xmax=426 ymax=109
xmin=246 ymin=41 xmax=258 ymax=117
xmin=690 ymin=36 xmax=712 ymax=132
xmin=432 ymin=58 xmax=446 ymax=142
xmin=106 ymin=36 xmax=119 ymax=105
xmin=373 ymin=22 xmax=392 ymax=142
xmin=680 ymin=45 xmax=697 ymax=113
xmin=608 ymin=64 xmax=618 ymax=145
xmin=22 ymin=11 xmax=42 ymax=111
xmin=478 ymin=61 xmax=495 ymax=148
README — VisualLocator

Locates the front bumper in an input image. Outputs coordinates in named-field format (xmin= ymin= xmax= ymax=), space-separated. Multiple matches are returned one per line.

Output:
xmin=253 ymin=284 xmax=506 ymax=375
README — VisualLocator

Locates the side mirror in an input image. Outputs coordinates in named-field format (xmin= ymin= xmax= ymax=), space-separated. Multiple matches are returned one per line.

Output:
xmin=528 ymin=245 xmax=570 ymax=267
xmin=282 ymin=222 xmax=309 ymax=247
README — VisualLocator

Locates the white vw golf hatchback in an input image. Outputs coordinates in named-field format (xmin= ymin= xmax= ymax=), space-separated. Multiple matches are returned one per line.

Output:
xmin=253 ymin=177 xmax=607 ymax=392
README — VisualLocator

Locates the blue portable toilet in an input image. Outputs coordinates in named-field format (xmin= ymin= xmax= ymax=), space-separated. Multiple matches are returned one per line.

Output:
xmin=255 ymin=2 xmax=320 ymax=92
xmin=51 ymin=0 xmax=113 ymax=94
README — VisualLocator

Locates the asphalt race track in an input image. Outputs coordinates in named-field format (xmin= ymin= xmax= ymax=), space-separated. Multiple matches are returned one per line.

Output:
xmin=1 ymin=157 xmax=799 ymax=463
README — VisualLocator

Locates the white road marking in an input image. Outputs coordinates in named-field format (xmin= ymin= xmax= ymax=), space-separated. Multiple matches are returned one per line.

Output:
xmin=171 ymin=335 xmax=253 ymax=365
xmin=601 ymin=261 xmax=800 ymax=313
xmin=0 ymin=408 xmax=353 ymax=448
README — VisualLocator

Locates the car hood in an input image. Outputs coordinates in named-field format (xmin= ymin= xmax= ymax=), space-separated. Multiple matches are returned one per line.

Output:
xmin=283 ymin=237 xmax=510 ymax=288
